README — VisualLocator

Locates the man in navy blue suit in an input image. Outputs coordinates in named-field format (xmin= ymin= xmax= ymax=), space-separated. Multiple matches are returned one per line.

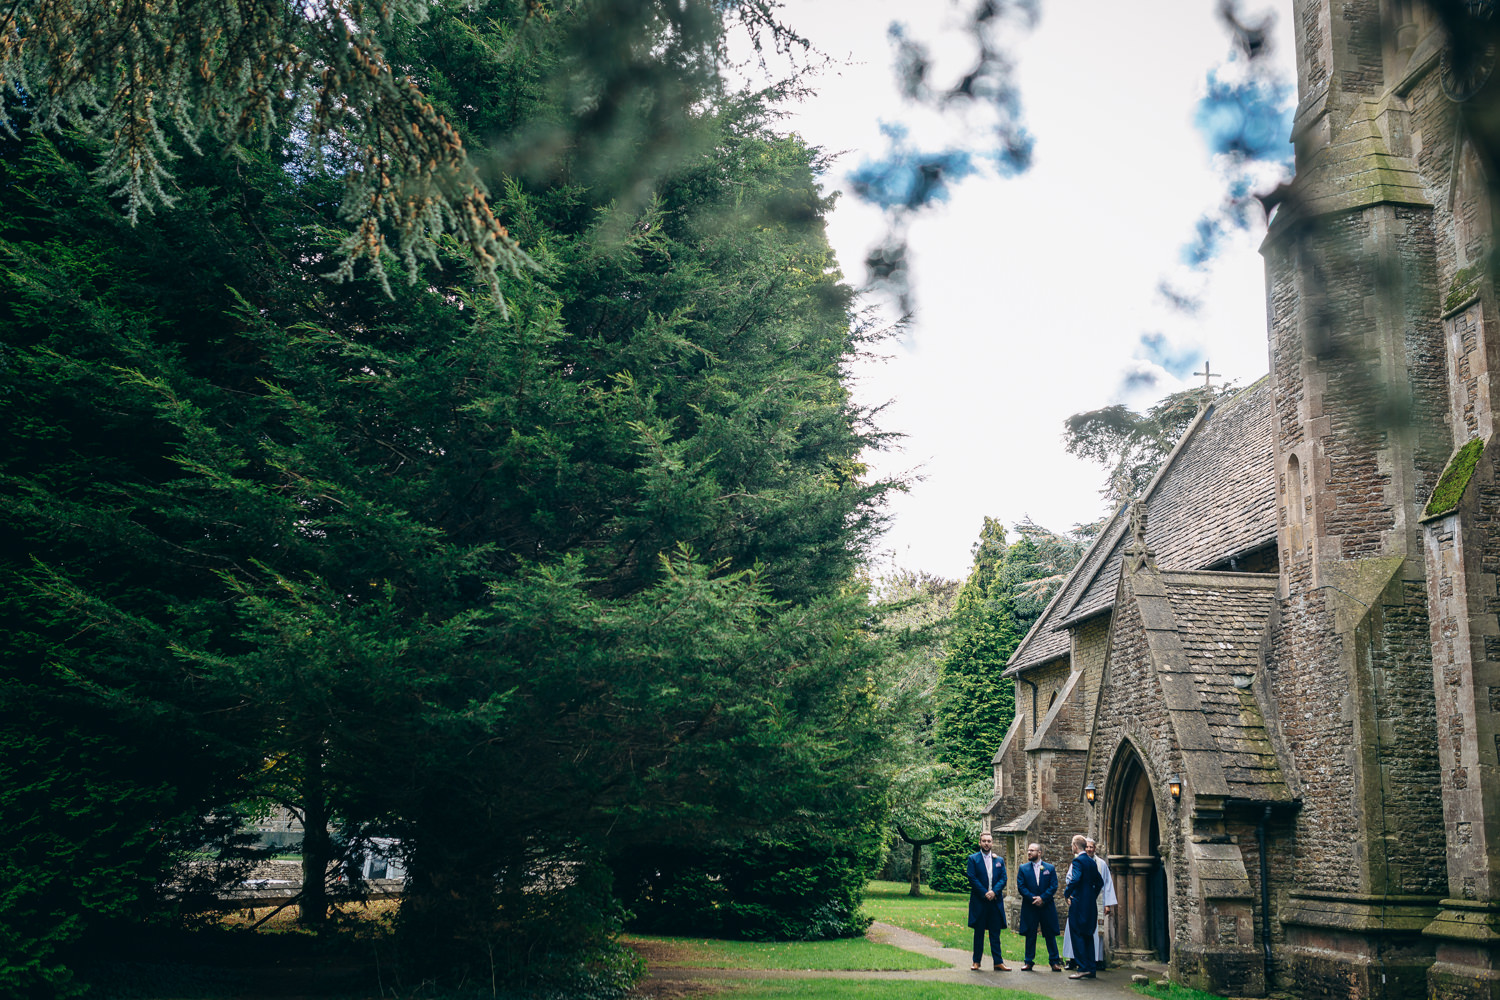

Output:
xmin=1062 ymin=834 xmax=1105 ymax=980
xmin=1015 ymin=841 xmax=1062 ymax=971
xmin=966 ymin=831 xmax=1010 ymax=971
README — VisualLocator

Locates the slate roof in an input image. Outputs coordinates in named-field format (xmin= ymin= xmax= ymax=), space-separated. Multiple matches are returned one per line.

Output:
xmin=1160 ymin=571 xmax=1292 ymax=802
xmin=1005 ymin=609 xmax=1071 ymax=669
xmin=1003 ymin=502 xmax=1127 ymax=673
xmin=1006 ymin=377 xmax=1277 ymax=674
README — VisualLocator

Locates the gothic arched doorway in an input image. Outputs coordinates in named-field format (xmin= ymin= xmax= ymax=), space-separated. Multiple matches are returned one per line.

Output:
xmin=1105 ymin=744 xmax=1169 ymax=963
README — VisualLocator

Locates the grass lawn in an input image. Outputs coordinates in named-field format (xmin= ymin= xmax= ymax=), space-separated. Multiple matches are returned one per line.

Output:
xmin=861 ymin=880 xmax=1027 ymax=958
xmin=625 ymin=934 xmax=949 ymax=971
xmin=713 ymin=980 xmax=1056 ymax=1000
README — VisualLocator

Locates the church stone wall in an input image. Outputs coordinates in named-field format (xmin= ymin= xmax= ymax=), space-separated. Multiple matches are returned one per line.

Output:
xmin=1072 ymin=615 xmax=1110 ymax=699
xmin=1446 ymin=304 xmax=1490 ymax=442
xmin=1267 ymin=246 xmax=1305 ymax=456
xmin=1395 ymin=208 xmax=1455 ymax=510
xmin=1089 ymin=601 xmax=1177 ymax=800
xmin=993 ymin=13 xmax=1500 ymax=992
xmin=1016 ymin=656 xmax=1070 ymax=832
xmin=1043 ymin=751 xmax=1088 ymax=867
xmin=1423 ymin=453 xmax=1500 ymax=1000
xmin=1294 ymin=0 xmax=1328 ymax=96
xmin=1305 ymin=218 xmax=1393 ymax=561
xmin=1019 ymin=657 xmax=1072 ymax=743
xmin=1035 ymin=668 xmax=1091 ymax=860
xmin=1260 ymin=20 xmax=1466 ymax=986
xmin=1335 ymin=0 xmax=1384 ymax=96
xmin=1223 ymin=812 xmax=1300 ymax=986
xmin=1267 ymin=589 xmax=1360 ymax=892
xmin=1407 ymin=69 xmax=1473 ymax=286
xmin=1005 ymin=653 xmax=1092 ymax=873
xmin=1366 ymin=579 xmax=1445 ymax=898
xmin=1265 ymin=207 xmax=1447 ymax=995
xmin=988 ymin=715 xmax=1029 ymax=835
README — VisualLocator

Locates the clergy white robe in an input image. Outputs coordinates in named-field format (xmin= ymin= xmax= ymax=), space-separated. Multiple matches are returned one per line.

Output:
xmin=1062 ymin=855 xmax=1117 ymax=961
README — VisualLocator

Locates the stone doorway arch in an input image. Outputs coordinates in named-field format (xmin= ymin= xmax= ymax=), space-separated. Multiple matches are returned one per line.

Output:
xmin=1105 ymin=743 xmax=1170 ymax=963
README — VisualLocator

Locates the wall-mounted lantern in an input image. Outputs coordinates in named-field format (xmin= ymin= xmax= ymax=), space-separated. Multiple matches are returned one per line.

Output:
xmin=1167 ymin=776 xmax=1183 ymax=801
xmin=1084 ymin=782 xmax=1097 ymax=804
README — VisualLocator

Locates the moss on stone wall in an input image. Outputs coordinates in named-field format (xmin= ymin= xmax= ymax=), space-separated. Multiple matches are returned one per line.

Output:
xmin=1424 ymin=437 xmax=1484 ymax=518
xmin=1444 ymin=264 xmax=1485 ymax=313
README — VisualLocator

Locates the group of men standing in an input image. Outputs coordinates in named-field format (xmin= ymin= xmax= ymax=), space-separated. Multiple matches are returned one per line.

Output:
xmin=965 ymin=832 xmax=1117 ymax=980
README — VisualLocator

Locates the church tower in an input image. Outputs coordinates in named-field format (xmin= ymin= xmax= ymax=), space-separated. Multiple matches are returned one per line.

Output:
xmin=1264 ymin=1 xmax=1500 ymax=997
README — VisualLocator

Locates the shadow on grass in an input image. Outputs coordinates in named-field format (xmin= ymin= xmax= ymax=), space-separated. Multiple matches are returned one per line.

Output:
xmin=72 ymin=918 xmax=387 ymax=999
xmin=622 ymin=935 xmax=948 ymax=971
xmin=73 ymin=901 xmax=634 ymax=1000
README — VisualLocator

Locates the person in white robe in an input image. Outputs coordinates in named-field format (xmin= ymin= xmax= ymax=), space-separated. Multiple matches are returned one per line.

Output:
xmin=1062 ymin=838 xmax=1117 ymax=966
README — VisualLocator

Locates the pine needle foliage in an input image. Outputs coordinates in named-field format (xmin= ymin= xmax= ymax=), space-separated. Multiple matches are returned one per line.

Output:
xmin=0 ymin=0 xmax=812 ymax=301
xmin=0 ymin=0 xmax=540 ymax=297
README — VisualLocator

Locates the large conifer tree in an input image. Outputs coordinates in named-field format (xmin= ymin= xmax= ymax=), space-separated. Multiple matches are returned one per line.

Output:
xmin=0 ymin=1 xmax=894 ymax=988
xmin=936 ymin=518 xmax=1086 ymax=781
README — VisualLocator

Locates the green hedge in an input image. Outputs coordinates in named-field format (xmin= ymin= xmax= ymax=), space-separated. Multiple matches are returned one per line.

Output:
xmin=613 ymin=838 xmax=874 ymax=941
xmin=928 ymin=834 xmax=973 ymax=894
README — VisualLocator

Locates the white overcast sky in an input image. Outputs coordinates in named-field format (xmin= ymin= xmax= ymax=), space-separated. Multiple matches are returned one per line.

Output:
xmin=749 ymin=0 xmax=1296 ymax=581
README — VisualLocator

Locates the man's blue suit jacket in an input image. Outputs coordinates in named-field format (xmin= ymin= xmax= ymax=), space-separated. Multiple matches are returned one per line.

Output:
xmin=1062 ymin=851 xmax=1104 ymax=932
xmin=1015 ymin=859 xmax=1059 ymax=936
xmin=966 ymin=851 xmax=1008 ymax=929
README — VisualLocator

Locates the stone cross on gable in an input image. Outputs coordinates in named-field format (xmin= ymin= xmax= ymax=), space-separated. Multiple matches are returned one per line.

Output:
xmin=1194 ymin=359 xmax=1221 ymax=412
xmin=1128 ymin=500 xmax=1148 ymax=546
xmin=1124 ymin=499 xmax=1156 ymax=573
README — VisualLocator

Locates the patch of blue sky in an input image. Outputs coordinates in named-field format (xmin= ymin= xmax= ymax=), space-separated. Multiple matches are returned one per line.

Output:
xmin=1135 ymin=331 xmax=1202 ymax=380
xmin=848 ymin=120 xmax=989 ymax=210
xmin=986 ymin=129 xmax=1034 ymax=177
xmin=1194 ymin=69 xmax=1294 ymax=164
xmin=1181 ymin=215 xmax=1229 ymax=267
xmin=1177 ymin=60 xmax=1295 ymax=270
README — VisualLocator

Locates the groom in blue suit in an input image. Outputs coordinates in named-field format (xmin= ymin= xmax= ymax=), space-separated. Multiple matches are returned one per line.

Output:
xmin=1015 ymin=841 xmax=1062 ymax=971
xmin=1063 ymin=834 xmax=1105 ymax=979
xmin=966 ymin=832 xmax=1010 ymax=971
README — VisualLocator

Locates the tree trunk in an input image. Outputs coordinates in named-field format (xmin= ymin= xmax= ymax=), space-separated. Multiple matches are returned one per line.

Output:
xmin=298 ymin=741 xmax=331 ymax=927
xmin=895 ymin=825 xmax=941 ymax=898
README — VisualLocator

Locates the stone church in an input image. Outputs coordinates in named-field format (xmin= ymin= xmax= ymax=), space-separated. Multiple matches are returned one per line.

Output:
xmin=984 ymin=3 xmax=1500 ymax=998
